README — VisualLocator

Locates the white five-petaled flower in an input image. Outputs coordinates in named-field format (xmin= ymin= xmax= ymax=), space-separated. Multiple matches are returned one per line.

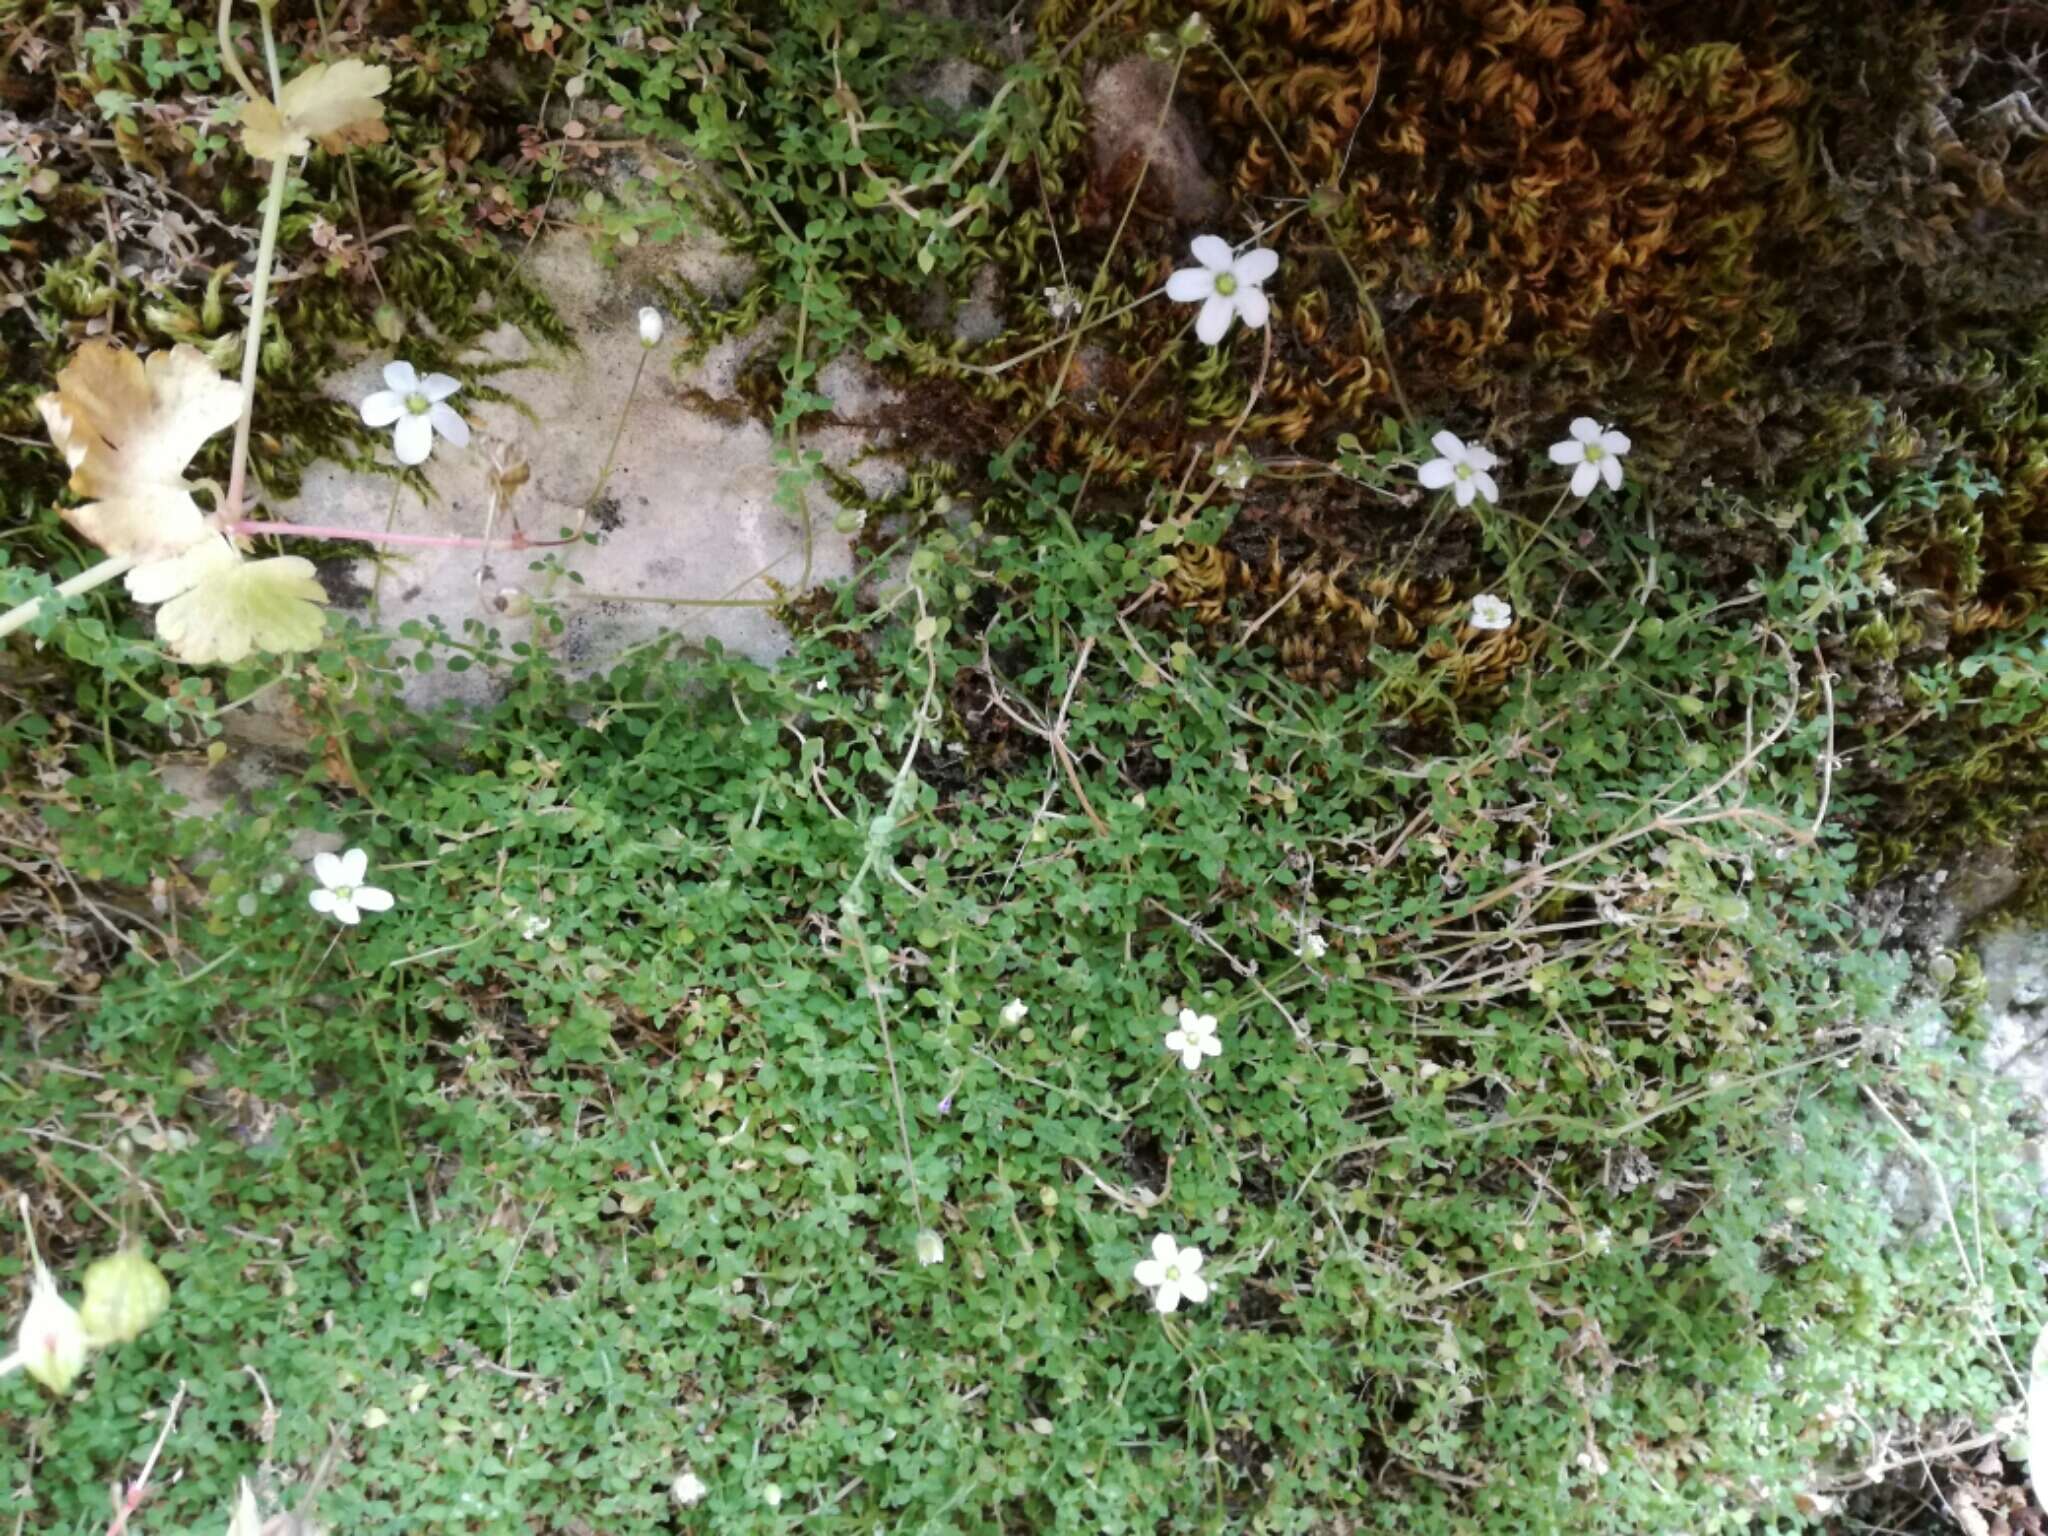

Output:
xmin=639 ymin=307 xmax=664 ymax=347
xmin=308 ymin=848 xmax=394 ymax=926
xmin=1166 ymin=236 xmax=1279 ymax=346
xmin=1163 ymin=1007 xmax=1221 ymax=1072
xmin=1417 ymin=431 xmax=1500 ymax=508
xmin=1000 ymin=998 xmax=1029 ymax=1026
xmin=359 ymin=361 xmax=470 ymax=467
xmin=670 ymin=1470 xmax=708 ymax=1507
xmin=1132 ymin=1233 xmax=1209 ymax=1314
xmin=1468 ymin=594 xmax=1514 ymax=631
xmin=1299 ymin=932 xmax=1328 ymax=960
xmin=1547 ymin=417 xmax=1631 ymax=497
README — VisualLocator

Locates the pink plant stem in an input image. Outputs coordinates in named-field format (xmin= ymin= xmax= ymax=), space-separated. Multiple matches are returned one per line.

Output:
xmin=106 ymin=1380 xmax=188 ymax=1536
xmin=225 ymin=520 xmax=577 ymax=553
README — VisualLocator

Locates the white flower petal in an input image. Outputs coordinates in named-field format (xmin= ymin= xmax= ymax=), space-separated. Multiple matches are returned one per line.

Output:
xmin=1452 ymin=477 xmax=1477 ymax=508
xmin=19 ymin=1269 xmax=88 ymax=1394
xmin=419 ymin=372 xmax=461 ymax=402
xmin=1190 ymin=234 xmax=1234 ymax=271
xmin=1430 ymin=430 xmax=1464 ymax=460
xmin=1570 ymin=416 xmax=1602 ymax=443
xmin=1177 ymin=1008 xmax=1201 ymax=1029
xmin=1602 ymin=455 xmax=1624 ymax=492
xmin=1465 ymin=444 xmax=1499 ymax=471
xmin=1235 ymin=287 xmax=1269 ymax=331
xmin=1571 ymin=460 xmax=1600 ymax=498
xmin=1472 ymin=471 xmax=1499 ymax=505
xmin=393 ymin=413 xmax=434 ymax=465
xmin=1179 ymin=1247 xmax=1203 ymax=1272
xmin=331 ymin=899 xmax=361 ymax=925
xmin=308 ymin=887 xmax=338 ymax=914
xmin=1195 ymin=293 xmax=1235 ymax=345
xmin=1418 ymin=458 xmax=1456 ymax=490
xmin=1470 ymin=595 xmax=1514 ymax=630
xmin=1164 ymin=1029 xmax=1190 ymax=1053
xmin=313 ymin=851 xmax=345 ymax=887
xmin=338 ymin=848 xmax=369 ymax=886
xmin=1179 ymin=1272 xmax=1210 ymax=1304
xmin=382 ymin=360 xmax=419 ymax=393
xmin=1154 ymin=1282 xmax=1182 ymax=1313
xmin=1199 ymin=1035 xmax=1221 ymax=1058
xmin=352 ymin=885 xmax=394 ymax=913
xmin=1165 ymin=267 xmax=1214 ymax=303
xmin=429 ymin=402 xmax=470 ymax=448
xmin=1151 ymin=1234 xmax=1179 ymax=1265
xmin=359 ymin=389 xmax=405 ymax=427
xmin=1234 ymin=247 xmax=1279 ymax=284
xmin=1547 ymin=438 xmax=1584 ymax=465
xmin=1601 ymin=428 xmax=1632 ymax=456
xmin=1133 ymin=1259 xmax=1166 ymax=1288
xmin=1180 ymin=1046 xmax=1204 ymax=1070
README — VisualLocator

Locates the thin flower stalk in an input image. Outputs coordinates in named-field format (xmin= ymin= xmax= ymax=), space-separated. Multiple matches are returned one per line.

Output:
xmin=222 ymin=3 xmax=294 ymax=521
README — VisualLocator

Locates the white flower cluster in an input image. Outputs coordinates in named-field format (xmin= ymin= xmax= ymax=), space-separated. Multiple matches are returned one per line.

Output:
xmin=1418 ymin=418 xmax=1633 ymax=508
xmin=963 ymin=999 xmax=1229 ymax=1318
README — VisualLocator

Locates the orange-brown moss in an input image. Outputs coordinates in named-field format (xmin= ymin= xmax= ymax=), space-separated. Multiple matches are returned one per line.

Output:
xmin=1203 ymin=2 xmax=1814 ymax=406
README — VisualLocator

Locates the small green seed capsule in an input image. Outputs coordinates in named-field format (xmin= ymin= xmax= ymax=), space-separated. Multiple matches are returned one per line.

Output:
xmin=78 ymin=1248 xmax=170 ymax=1347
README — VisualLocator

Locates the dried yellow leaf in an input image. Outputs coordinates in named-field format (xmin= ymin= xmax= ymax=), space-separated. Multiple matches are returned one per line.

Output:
xmin=35 ymin=342 xmax=240 ymax=563
xmin=240 ymin=60 xmax=392 ymax=162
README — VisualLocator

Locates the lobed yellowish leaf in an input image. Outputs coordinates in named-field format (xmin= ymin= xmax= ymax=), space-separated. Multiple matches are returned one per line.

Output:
xmin=155 ymin=555 xmax=328 ymax=665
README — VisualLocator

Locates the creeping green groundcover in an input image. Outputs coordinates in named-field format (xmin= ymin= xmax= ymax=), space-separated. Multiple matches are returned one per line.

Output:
xmin=2 ymin=0 xmax=2047 ymax=1533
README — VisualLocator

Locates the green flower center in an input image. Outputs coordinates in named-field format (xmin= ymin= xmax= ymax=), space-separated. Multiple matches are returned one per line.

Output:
xmin=334 ymin=884 xmax=355 ymax=902
xmin=1164 ymin=1262 xmax=1182 ymax=1282
xmin=1585 ymin=443 xmax=1605 ymax=461
xmin=405 ymin=392 xmax=430 ymax=415
xmin=1454 ymin=462 xmax=1473 ymax=479
xmin=1213 ymin=272 xmax=1238 ymax=296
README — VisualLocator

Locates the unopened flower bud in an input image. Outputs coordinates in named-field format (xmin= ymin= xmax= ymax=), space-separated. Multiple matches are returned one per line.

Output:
xmin=639 ymin=306 xmax=664 ymax=347
xmin=16 ymin=1266 xmax=87 ymax=1394
xmin=915 ymin=1229 xmax=945 ymax=1267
